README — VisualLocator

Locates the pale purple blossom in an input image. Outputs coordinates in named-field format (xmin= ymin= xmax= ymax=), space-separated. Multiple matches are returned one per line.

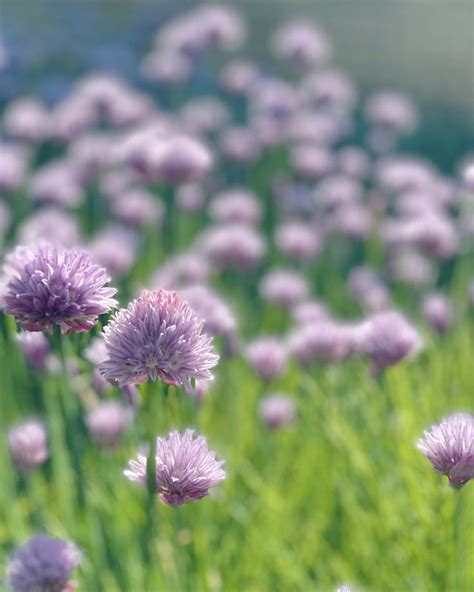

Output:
xmin=179 ymin=284 xmax=236 ymax=337
xmin=4 ymin=244 xmax=117 ymax=333
xmin=100 ymin=289 xmax=218 ymax=388
xmin=124 ymin=429 xmax=226 ymax=505
xmin=272 ymin=20 xmax=331 ymax=67
xmin=246 ymin=337 xmax=288 ymax=382
xmin=86 ymin=401 xmax=133 ymax=449
xmin=422 ymin=293 xmax=453 ymax=334
xmin=16 ymin=331 xmax=50 ymax=370
xmin=209 ymin=189 xmax=261 ymax=225
xmin=259 ymin=394 xmax=296 ymax=428
xmin=259 ymin=268 xmax=309 ymax=307
xmin=418 ymin=413 xmax=474 ymax=489
xmin=199 ymin=223 xmax=266 ymax=271
xmin=8 ymin=419 xmax=48 ymax=473
xmin=6 ymin=534 xmax=81 ymax=592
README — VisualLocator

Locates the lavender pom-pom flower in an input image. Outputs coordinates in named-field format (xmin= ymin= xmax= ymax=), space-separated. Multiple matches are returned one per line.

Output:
xmin=124 ymin=429 xmax=226 ymax=505
xmin=8 ymin=419 xmax=48 ymax=473
xmin=417 ymin=413 xmax=474 ymax=489
xmin=4 ymin=244 xmax=117 ymax=333
xmin=100 ymin=289 xmax=219 ymax=388
xmin=6 ymin=534 xmax=81 ymax=592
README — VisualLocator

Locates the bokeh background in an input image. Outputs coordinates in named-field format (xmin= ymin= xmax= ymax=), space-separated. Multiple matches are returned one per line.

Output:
xmin=2 ymin=0 xmax=473 ymax=170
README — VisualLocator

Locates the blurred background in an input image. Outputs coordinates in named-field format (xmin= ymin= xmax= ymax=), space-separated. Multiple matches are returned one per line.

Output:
xmin=2 ymin=0 xmax=473 ymax=171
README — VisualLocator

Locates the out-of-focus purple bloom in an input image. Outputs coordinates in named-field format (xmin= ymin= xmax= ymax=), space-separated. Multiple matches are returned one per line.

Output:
xmin=3 ymin=97 xmax=50 ymax=143
xmin=418 ymin=413 xmax=474 ymax=489
xmin=175 ymin=183 xmax=206 ymax=213
xmin=209 ymin=189 xmax=261 ymax=225
xmin=288 ymin=321 xmax=355 ymax=365
xmin=0 ymin=143 xmax=29 ymax=192
xmin=198 ymin=223 xmax=266 ymax=272
xmin=30 ymin=160 xmax=84 ymax=208
xmin=220 ymin=126 xmax=261 ymax=164
xmin=17 ymin=208 xmax=81 ymax=248
xmin=89 ymin=225 xmax=139 ymax=279
xmin=347 ymin=267 xmax=391 ymax=313
xmin=124 ymin=429 xmax=225 ymax=505
xmin=100 ymin=289 xmax=218 ymax=388
xmin=82 ymin=336 xmax=108 ymax=366
xmin=6 ymin=534 xmax=81 ymax=592
xmin=355 ymin=311 xmax=422 ymax=374
xmin=314 ymin=174 xmax=362 ymax=212
xmin=86 ymin=401 xmax=133 ymax=449
xmin=388 ymin=248 xmax=437 ymax=288
xmin=179 ymin=284 xmax=236 ymax=338
xmin=152 ymin=253 xmax=211 ymax=290
xmin=291 ymin=300 xmax=329 ymax=325
xmin=67 ymin=133 xmax=114 ymax=182
xmin=130 ymin=133 xmax=213 ymax=184
xmin=219 ymin=59 xmax=259 ymax=95
xmin=337 ymin=146 xmax=370 ymax=179
xmin=275 ymin=220 xmax=322 ymax=262
xmin=111 ymin=188 xmax=164 ymax=228
xmin=461 ymin=161 xmax=474 ymax=191
xmin=376 ymin=157 xmax=435 ymax=194
xmin=301 ymin=69 xmax=356 ymax=110
xmin=246 ymin=337 xmax=288 ymax=382
xmin=48 ymin=95 xmax=97 ymax=142
xmin=336 ymin=586 xmax=353 ymax=592
xmin=422 ymin=293 xmax=453 ymax=334
xmin=4 ymin=244 xmax=117 ymax=333
xmin=181 ymin=97 xmax=230 ymax=136
xmin=141 ymin=49 xmax=192 ymax=85
xmin=259 ymin=268 xmax=309 ymax=307
xmin=16 ymin=331 xmax=49 ymax=371
xmin=272 ymin=20 xmax=331 ymax=68
xmin=286 ymin=111 xmax=343 ymax=145
xmin=249 ymin=78 xmax=299 ymax=122
xmin=8 ymin=419 xmax=48 ymax=473
xmin=291 ymin=143 xmax=334 ymax=180
xmin=365 ymin=91 xmax=418 ymax=135
xmin=259 ymin=394 xmax=296 ymax=428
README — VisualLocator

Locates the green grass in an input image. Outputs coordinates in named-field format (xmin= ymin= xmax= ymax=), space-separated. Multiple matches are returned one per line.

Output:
xmin=0 ymin=306 xmax=473 ymax=591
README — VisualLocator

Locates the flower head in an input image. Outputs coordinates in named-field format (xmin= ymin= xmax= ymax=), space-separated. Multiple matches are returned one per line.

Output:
xmin=246 ymin=337 xmax=287 ymax=382
xmin=8 ymin=419 xmax=48 ymax=473
xmin=124 ymin=429 xmax=226 ymax=505
xmin=100 ymin=289 xmax=219 ymax=388
xmin=4 ymin=244 xmax=117 ymax=333
xmin=86 ymin=401 xmax=133 ymax=449
xmin=259 ymin=394 xmax=296 ymax=428
xmin=6 ymin=534 xmax=81 ymax=592
xmin=417 ymin=413 xmax=474 ymax=489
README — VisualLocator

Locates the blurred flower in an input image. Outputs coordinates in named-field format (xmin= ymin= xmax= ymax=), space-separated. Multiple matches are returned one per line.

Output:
xmin=365 ymin=91 xmax=418 ymax=135
xmin=209 ymin=189 xmax=261 ymax=225
xmin=111 ymin=188 xmax=164 ymax=228
xmin=388 ymin=248 xmax=437 ymax=289
xmin=152 ymin=253 xmax=211 ymax=290
xmin=141 ymin=49 xmax=192 ymax=85
xmin=199 ymin=223 xmax=266 ymax=271
xmin=421 ymin=292 xmax=453 ymax=334
xmin=0 ymin=143 xmax=29 ymax=193
xmin=89 ymin=225 xmax=139 ymax=279
xmin=356 ymin=311 xmax=422 ymax=374
xmin=275 ymin=220 xmax=322 ymax=263
xmin=259 ymin=268 xmax=309 ymax=307
xmin=220 ymin=126 xmax=261 ymax=164
xmin=6 ymin=534 xmax=81 ymax=592
xmin=259 ymin=394 xmax=296 ymax=428
xmin=100 ymin=289 xmax=218 ymax=388
xmin=4 ymin=244 xmax=117 ymax=333
xmin=418 ymin=413 xmax=474 ymax=489
xmin=82 ymin=336 xmax=108 ymax=366
xmin=337 ymin=146 xmax=370 ymax=178
xmin=291 ymin=143 xmax=333 ymax=180
xmin=301 ymin=69 xmax=356 ymax=110
xmin=249 ymin=78 xmax=299 ymax=122
xmin=288 ymin=321 xmax=355 ymax=365
xmin=272 ymin=20 xmax=331 ymax=68
xmin=179 ymin=284 xmax=236 ymax=337
xmin=219 ymin=59 xmax=259 ymax=95
xmin=86 ymin=401 xmax=133 ymax=449
xmin=30 ymin=160 xmax=84 ymax=208
xmin=246 ymin=337 xmax=288 ymax=382
xmin=8 ymin=419 xmax=48 ymax=473
xmin=175 ymin=183 xmax=206 ymax=213
xmin=181 ymin=96 xmax=230 ymax=136
xmin=16 ymin=331 xmax=49 ymax=370
xmin=3 ymin=97 xmax=49 ymax=143
xmin=291 ymin=300 xmax=329 ymax=325
xmin=130 ymin=133 xmax=213 ymax=184
xmin=347 ymin=267 xmax=391 ymax=313
xmin=17 ymin=208 xmax=81 ymax=248
xmin=124 ymin=429 xmax=225 ymax=505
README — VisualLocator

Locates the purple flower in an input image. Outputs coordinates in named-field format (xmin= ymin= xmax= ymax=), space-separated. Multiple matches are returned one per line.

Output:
xmin=4 ymin=244 xmax=117 ymax=333
xmin=259 ymin=394 xmax=296 ymax=428
xmin=86 ymin=401 xmax=133 ymax=449
xmin=178 ymin=284 xmax=236 ymax=338
xmin=100 ymin=289 xmax=219 ymax=388
xmin=417 ymin=413 xmax=474 ymax=489
xmin=8 ymin=419 xmax=48 ymax=473
xmin=356 ymin=311 xmax=422 ymax=374
xmin=288 ymin=321 xmax=355 ymax=365
xmin=6 ymin=534 xmax=81 ymax=592
xmin=246 ymin=337 xmax=287 ymax=382
xmin=259 ymin=268 xmax=309 ymax=308
xmin=209 ymin=189 xmax=261 ymax=225
xmin=422 ymin=293 xmax=453 ymax=334
xmin=16 ymin=331 xmax=50 ymax=370
xmin=124 ymin=429 xmax=226 ymax=505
